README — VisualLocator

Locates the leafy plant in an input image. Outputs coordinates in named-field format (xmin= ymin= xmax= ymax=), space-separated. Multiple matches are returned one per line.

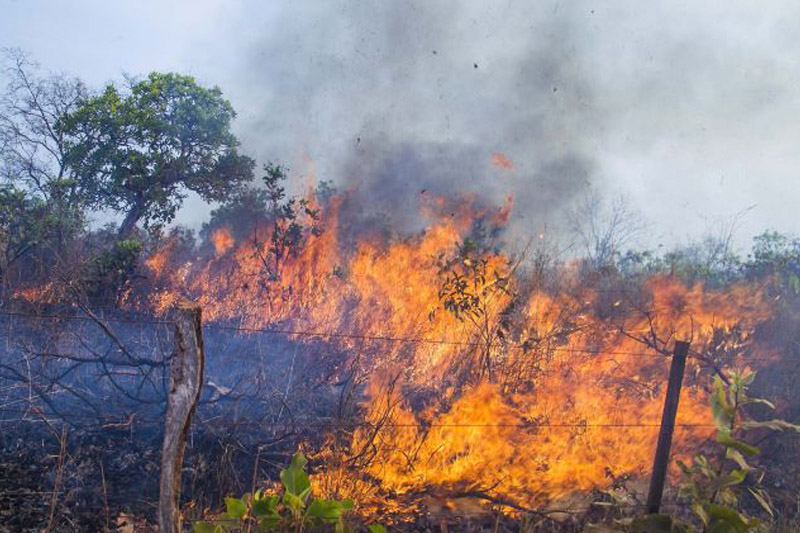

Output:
xmin=590 ymin=370 xmax=800 ymax=533
xmin=433 ymin=238 xmax=516 ymax=382
xmin=674 ymin=370 xmax=800 ymax=532
xmin=256 ymin=162 xmax=321 ymax=284
xmin=194 ymin=451 xmax=382 ymax=533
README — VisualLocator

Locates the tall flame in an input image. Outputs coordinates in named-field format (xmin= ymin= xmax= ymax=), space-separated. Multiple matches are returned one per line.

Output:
xmin=133 ymin=191 xmax=775 ymax=512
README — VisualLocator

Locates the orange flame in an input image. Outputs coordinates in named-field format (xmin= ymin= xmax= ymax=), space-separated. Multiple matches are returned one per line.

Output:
xmin=491 ymin=152 xmax=515 ymax=171
xmin=127 ymin=191 xmax=777 ymax=512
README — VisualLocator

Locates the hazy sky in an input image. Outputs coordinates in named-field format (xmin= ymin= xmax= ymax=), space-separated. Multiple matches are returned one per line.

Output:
xmin=2 ymin=0 xmax=799 ymax=250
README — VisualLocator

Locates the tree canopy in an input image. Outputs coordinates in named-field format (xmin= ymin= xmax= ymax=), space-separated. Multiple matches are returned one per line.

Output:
xmin=62 ymin=72 xmax=254 ymax=237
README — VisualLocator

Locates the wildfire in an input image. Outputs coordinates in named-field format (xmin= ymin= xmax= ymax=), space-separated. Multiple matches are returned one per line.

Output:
xmin=9 ymin=183 xmax=773 ymax=516
xmin=137 ymin=190 xmax=773 ymax=514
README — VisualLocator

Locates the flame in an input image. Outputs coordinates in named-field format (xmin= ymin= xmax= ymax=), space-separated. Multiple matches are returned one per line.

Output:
xmin=138 ymin=190 xmax=776 ymax=514
xmin=210 ymin=227 xmax=235 ymax=256
xmin=491 ymin=152 xmax=515 ymax=171
xmin=14 ymin=185 xmax=776 ymax=515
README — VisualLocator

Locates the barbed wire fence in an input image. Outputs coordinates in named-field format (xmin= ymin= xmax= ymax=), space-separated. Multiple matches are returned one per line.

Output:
xmin=0 ymin=301 xmax=795 ymax=529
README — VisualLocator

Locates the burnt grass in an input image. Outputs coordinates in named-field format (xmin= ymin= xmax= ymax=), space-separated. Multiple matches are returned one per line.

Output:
xmin=0 ymin=422 xmax=591 ymax=532
xmin=1 ymin=300 xmax=800 ymax=531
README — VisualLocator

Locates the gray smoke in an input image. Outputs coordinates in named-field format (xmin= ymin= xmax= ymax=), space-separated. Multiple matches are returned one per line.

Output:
xmin=224 ymin=1 xmax=600 ymax=237
xmin=3 ymin=1 xmax=799 ymax=245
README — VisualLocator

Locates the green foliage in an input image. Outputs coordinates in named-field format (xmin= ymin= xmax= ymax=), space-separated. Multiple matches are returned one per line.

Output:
xmin=0 ymin=186 xmax=49 ymax=274
xmin=202 ymin=187 xmax=270 ymax=243
xmin=84 ymin=239 xmax=143 ymax=302
xmin=194 ymin=451 xmax=377 ymax=533
xmin=255 ymin=163 xmax=321 ymax=283
xmin=433 ymin=238 xmax=515 ymax=381
xmin=676 ymin=371 xmax=800 ymax=532
xmin=744 ymin=231 xmax=800 ymax=295
xmin=0 ymin=183 xmax=84 ymax=289
xmin=61 ymin=72 xmax=254 ymax=237
xmin=590 ymin=371 xmax=799 ymax=533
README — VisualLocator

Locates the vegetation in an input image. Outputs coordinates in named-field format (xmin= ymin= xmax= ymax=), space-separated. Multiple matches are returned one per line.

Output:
xmin=2 ymin=50 xmax=800 ymax=533
xmin=194 ymin=452 xmax=383 ymax=533
xmin=592 ymin=370 xmax=800 ymax=533
xmin=61 ymin=72 xmax=254 ymax=238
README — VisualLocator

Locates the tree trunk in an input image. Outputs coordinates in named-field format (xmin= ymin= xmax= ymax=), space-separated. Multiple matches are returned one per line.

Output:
xmin=117 ymin=200 xmax=145 ymax=240
xmin=159 ymin=302 xmax=205 ymax=533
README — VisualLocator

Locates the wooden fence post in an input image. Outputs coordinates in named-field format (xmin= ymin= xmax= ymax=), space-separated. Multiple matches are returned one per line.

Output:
xmin=645 ymin=340 xmax=691 ymax=514
xmin=159 ymin=302 xmax=205 ymax=533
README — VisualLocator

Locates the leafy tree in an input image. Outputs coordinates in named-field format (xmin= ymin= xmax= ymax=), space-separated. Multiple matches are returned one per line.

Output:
xmin=62 ymin=72 xmax=254 ymax=238
xmin=83 ymin=238 xmax=144 ymax=304
xmin=0 ymin=185 xmax=51 ymax=291
xmin=201 ymin=187 xmax=270 ymax=244
xmin=255 ymin=163 xmax=321 ymax=283
xmin=745 ymin=231 xmax=800 ymax=294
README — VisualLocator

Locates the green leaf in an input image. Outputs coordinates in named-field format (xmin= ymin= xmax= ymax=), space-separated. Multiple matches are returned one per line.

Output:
xmin=708 ymin=504 xmax=750 ymax=533
xmin=368 ymin=526 xmax=387 ymax=533
xmin=280 ymin=452 xmax=311 ymax=496
xmin=224 ymin=496 xmax=247 ymax=520
xmin=691 ymin=502 xmax=710 ymax=526
xmin=715 ymin=468 xmax=747 ymax=489
xmin=307 ymin=498 xmax=346 ymax=524
xmin=252 ymin=494 xmax=279 ymax=517
xmin=282 ymin=490 xmax=306 ymax=513
xmin=711 ymin=377 xmax=734 ymax=429
xmin=716 ymin=431 xmax=760 ymax=456
xmin=725 ymin=448 xmax=750 ymax=470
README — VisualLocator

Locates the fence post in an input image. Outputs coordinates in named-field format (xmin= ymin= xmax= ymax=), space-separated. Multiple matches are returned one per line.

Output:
xmin=645 ymin=340 xmax=691 ymax=514
xmin=159 ymin=302 xmax=205 ymax=533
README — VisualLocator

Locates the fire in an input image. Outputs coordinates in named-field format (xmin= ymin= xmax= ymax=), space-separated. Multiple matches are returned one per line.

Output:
xmin=83 ymin=189 xmax=785 ymax=513
xmin=491 ymin=152 xmax=515 ymax=171
xmin=210 ymin=227 xmax=235 ymax=256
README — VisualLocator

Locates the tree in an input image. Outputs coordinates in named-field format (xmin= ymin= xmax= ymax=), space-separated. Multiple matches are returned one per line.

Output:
xmin=256 ymin=163 xmax=321 ymax=282
xmin=567 ymin=191 xmax=643 ymax=271
xmin=0 ymin=185 xmax=49 ymax=291
xmin=0 ymin=51 xmax=88 ymax=290
xmin=0 ymin=50 xmax=87 ymax=201
xmin=745 ymin=231 xmax=800 ymax=294
xmin=62 ymin=72 xmax=254 ymax=238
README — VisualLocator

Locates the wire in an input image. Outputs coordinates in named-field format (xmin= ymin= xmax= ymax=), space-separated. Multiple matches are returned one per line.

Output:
xmin=0 ymin=309 xmax=793 ymax=362
xmin=0 ymin=410 xmax=721 ymax=428
xmin=0 ymin=309 xmax=172 ymax=326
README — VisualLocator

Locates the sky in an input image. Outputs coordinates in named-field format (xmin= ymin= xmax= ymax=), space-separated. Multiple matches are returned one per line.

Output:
xmin=2 ymin=0 xmax=799 ymax=251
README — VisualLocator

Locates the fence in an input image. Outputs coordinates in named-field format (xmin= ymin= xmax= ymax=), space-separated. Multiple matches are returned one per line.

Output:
xmin=0 ymin=300 xmax=795 ymax=530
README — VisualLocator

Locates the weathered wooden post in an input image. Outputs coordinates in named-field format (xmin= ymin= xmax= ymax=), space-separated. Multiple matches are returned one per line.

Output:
xmin=159 ymin=301 xmax=205 ymax=533
xmin=645 ymin=340 xmax=691 ymax=514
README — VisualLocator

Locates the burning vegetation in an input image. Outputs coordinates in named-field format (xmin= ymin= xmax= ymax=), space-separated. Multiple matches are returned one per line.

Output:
xmin=1 ymin=51 xmax=799 ymax=532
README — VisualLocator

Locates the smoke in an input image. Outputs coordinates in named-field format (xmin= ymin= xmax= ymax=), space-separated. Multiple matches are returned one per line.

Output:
xmin=4 ymin=0 xmax=799 ymax=245
xmin=222 ymin=1 xmax=600 ymax=237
